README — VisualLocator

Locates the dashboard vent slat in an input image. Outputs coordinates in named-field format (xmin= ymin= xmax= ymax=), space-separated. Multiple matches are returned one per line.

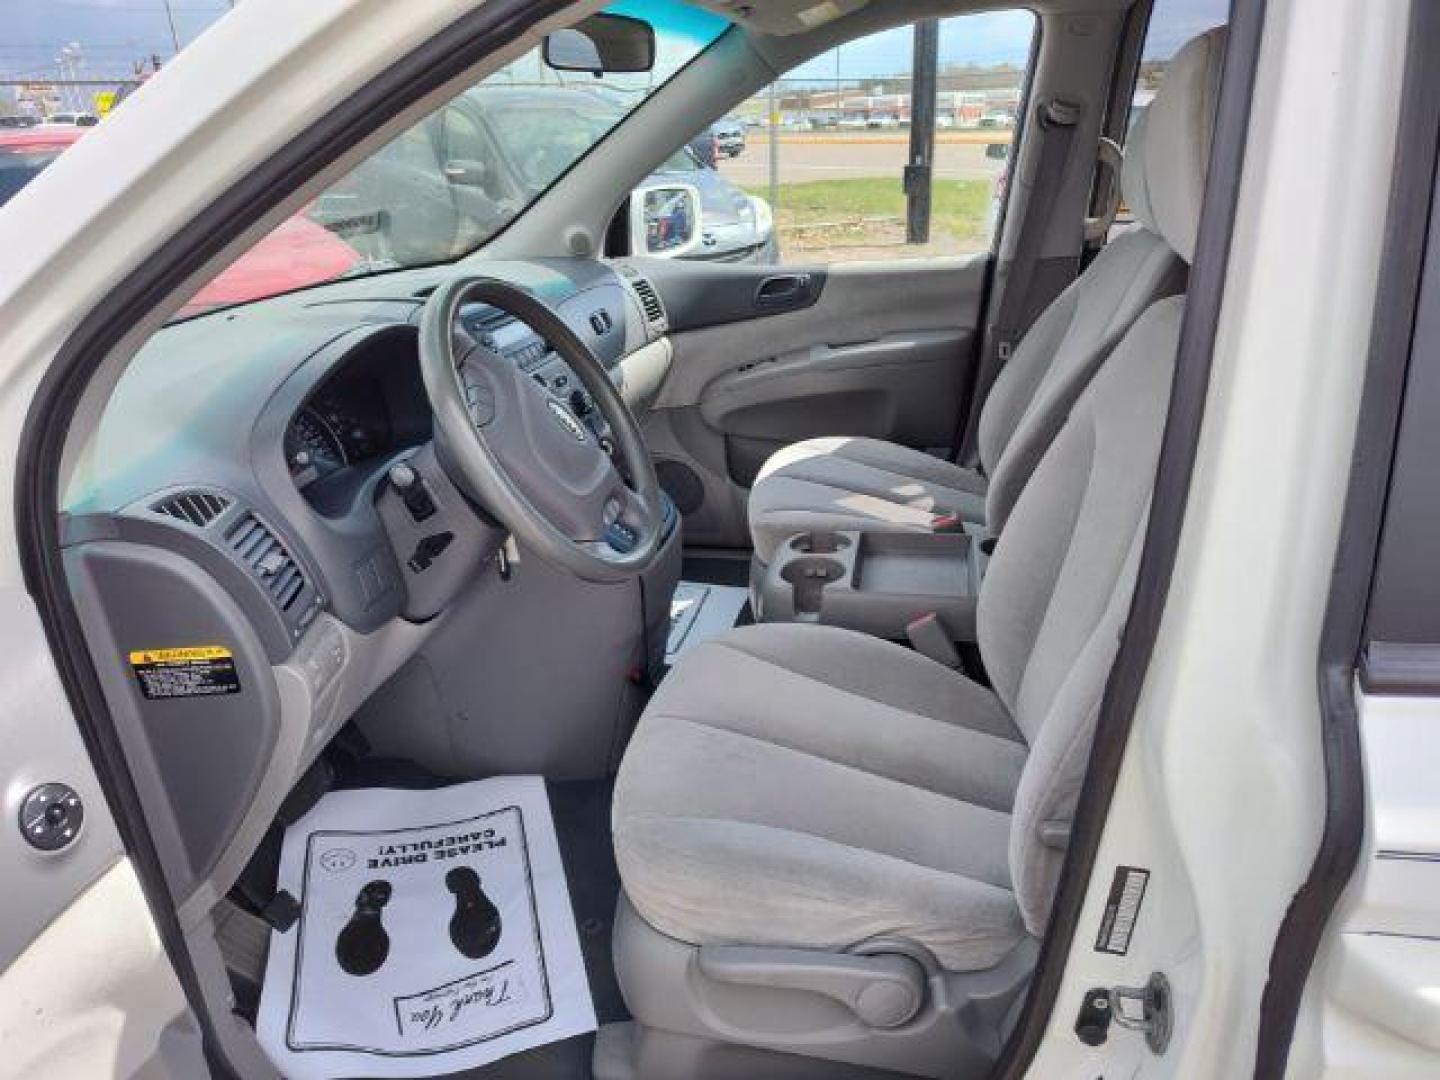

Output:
xmin=151 ymin=490 xmax=230 ymax=528
xmin=226 ymin=513 xmax=308 ymax=612
xmin=630 ymin=277 xmax=666 ymax=327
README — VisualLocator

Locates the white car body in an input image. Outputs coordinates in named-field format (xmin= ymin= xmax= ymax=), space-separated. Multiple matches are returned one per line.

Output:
xmin=0 ymin=1 xmax=1430 ymax=1078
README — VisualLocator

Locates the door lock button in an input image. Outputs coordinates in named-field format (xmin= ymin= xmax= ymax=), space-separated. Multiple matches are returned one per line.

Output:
xmin=20 ymin=782 xmax=84 ymax=852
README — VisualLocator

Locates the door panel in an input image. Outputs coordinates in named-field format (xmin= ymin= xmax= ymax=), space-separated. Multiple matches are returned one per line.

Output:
xmin=702 ymin=328 xmax=972 ymax=485
xmin=637 ymin=256 xmax=988 ymax=548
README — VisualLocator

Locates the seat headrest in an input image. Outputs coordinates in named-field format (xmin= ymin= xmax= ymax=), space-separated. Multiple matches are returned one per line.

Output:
xmin=1121 ymin=26 xmax=1227 ymax=263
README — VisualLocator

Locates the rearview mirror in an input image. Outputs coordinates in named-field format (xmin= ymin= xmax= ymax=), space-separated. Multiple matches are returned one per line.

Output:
xmin=544 ymin=13 xmax=655 ymax=75
xmin=631 ymin=183 xmax=702 ymax=258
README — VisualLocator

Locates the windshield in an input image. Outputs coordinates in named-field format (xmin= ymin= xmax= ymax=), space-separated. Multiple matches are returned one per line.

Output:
xmin=180 ymin=0 xmax=728 ymax=319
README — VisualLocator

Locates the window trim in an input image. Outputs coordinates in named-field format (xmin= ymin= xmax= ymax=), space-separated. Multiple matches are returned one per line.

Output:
xmin=1084 ymin=0 xmax=1152 ymax=241
xmin=985 ymin=9 xmax=1044 ymax=257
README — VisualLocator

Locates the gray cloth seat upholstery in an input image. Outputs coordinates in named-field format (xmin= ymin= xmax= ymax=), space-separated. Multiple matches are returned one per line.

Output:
xmin=613 ymin=29 xmax=1221 ymax=1013
xmin=616 ymin=295 xmax=1189 ymax=972
xmin=746 ymin=436 xmax=991 ymax=565
xmin=747 ymin=88 xmax=1192 ymax=568
xmin=616 ymin=27 xmax=1226 ymax=981
xmin=614 ymin=621 xmax=1029 ymax=971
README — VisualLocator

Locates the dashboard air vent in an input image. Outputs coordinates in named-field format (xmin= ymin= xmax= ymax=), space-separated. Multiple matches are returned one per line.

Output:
xmin=226 ymin=513 xmax=307 ymax=612
xmin=630 ymin=277 xmax=666 ymax=327
xmin=151 ymin=490 xmax=230 ymax=528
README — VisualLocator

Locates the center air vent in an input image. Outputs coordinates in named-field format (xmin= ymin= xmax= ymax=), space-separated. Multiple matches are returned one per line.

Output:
xmin=151 ymin=490 xmax=230 ymax=528
xmin=226 ymin=513 xmax=307 ymax=612
xmin=630 ymin=277 xmax=666 ymax=328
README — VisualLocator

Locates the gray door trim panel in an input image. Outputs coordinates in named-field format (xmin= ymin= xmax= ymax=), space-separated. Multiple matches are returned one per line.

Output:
xmin=655 ymin=256 xmax=988 ymax=410
xmin=700 ymin=328 xmax=974 ymax=434
xmin=645 ymin=257 xmax=988 ymax=547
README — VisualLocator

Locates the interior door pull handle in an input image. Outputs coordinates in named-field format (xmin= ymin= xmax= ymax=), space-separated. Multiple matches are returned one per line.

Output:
xmin=756 ymin=274 xmax=810 ymax=305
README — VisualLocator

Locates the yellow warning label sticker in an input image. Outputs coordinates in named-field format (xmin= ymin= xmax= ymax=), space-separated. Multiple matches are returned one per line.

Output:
xmin=128 ymin=646 xmax=240 ymax=700
xmin=128 ymin=646 xmax=233 ymax=665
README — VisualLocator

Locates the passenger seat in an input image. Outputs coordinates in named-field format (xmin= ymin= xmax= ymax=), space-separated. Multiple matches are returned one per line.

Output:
xmin=746 ymin=41 xmax=1218 ymax=568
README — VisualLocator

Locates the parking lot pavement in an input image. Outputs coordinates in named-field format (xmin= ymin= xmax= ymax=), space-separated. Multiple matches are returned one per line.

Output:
xmin=717 ymin=135 xmax=1007 ymax=186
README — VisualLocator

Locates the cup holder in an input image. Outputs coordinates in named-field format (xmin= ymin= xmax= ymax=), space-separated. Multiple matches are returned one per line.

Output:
xmin=789 ymin=532 xmax=852 ymax=555
xmin=780 ymin=557 xmax=846 ymax=615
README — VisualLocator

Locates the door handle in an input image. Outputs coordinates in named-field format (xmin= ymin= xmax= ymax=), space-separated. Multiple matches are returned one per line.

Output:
xmin=755 ymin=273 xmax=811 ymax=307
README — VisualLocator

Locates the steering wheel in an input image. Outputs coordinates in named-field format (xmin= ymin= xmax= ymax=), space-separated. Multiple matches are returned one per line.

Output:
xmin=419 ymin=276 xmax=663 ymax=583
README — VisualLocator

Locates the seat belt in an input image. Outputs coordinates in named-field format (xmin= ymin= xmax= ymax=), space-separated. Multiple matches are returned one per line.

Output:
xmin=955 ymin=96 xmax=1083 ymax=464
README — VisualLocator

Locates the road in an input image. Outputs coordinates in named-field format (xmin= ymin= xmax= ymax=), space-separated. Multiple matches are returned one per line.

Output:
xmin=715 ymin=132 xmax=1010 ymax=187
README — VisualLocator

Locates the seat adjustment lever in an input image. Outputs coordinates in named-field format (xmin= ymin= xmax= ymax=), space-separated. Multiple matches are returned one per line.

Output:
xmin=697 ymin=945 xmax=926 ymax=1029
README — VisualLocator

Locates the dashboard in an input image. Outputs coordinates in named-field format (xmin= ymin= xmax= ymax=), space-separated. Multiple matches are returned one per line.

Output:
xmin=64 ymin=255 xmax=670 ymax=657
xmin=57 ymin=254 xmax=677 ymax=916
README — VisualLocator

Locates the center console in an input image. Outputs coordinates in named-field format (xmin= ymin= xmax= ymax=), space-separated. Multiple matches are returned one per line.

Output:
xmin=755 ymin=528 xmax=987 ymax=642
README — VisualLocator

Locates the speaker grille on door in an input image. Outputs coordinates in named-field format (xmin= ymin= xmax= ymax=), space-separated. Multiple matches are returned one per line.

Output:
xmin=656 ymin=459 xmax=705 ymax=516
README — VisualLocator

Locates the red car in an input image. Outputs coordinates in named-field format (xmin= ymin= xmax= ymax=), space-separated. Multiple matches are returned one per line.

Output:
xmin=0 ymin=127 xmax=360 ymax=316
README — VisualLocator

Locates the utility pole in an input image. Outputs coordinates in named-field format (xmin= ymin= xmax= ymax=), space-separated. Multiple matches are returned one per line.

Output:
xmin=161 ymin=0 xmax=182 ymax=54
xmin=905 ymin=19 xmax=939 ymax=244
xmin=56 ymin=43 xmax=84 ymax=113
xmin=767 ymin=80 xmax=780 ymax=214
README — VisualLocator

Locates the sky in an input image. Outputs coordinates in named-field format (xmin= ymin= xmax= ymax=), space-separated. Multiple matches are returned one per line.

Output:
xmin=789 ymin=12 xmax=1035 ymax=81
xmin=0 ymin=0 xmax=1230 ymax=83
xmin=0 ymin=0 xmax=234 ymax=80
xmin=785 ymin=0 xmax=1228 ymax=81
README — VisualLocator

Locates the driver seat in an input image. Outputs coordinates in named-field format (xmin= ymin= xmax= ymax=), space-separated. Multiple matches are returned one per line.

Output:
xmin=607 ymin=30 xmax=1224 ymax=1078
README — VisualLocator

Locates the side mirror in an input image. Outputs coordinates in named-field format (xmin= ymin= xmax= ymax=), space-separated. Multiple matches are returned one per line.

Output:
xmin=544 ymin=13 xmax=655 ymax=75
xmin=630 ymin=183 xmax=702 ymax=258
xmin=984 ymin=141 xmax=1010 ymax=161
xmin=442 ymin=159 xmax=490 ymax=188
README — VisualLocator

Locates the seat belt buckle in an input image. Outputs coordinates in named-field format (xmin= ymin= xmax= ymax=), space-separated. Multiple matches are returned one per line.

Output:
xmin=997 ymin=338 xmax=1013 ymax=361
xmin=931 ymin=512 xmax=965 ymax=534
xmin=905 ymin=613 xmax=961 ymax=669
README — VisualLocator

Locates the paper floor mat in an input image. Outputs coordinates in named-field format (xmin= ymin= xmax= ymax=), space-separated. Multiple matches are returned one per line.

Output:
xmin=256 ymin=776 xmax=594 ymax=1078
